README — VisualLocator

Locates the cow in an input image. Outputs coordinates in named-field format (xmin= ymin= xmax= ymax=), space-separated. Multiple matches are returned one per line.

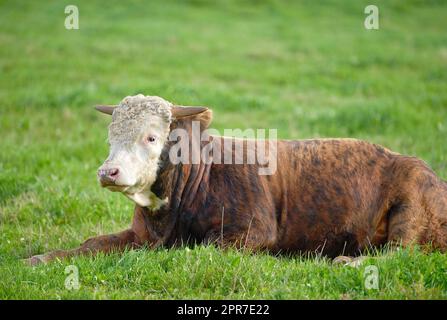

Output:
xmin=25 ymin=94 xmax=447 ymax=266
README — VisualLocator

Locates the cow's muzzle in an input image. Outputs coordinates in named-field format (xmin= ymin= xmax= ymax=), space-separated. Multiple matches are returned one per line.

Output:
xmin=97 ymin=167 xmax=120 ymax=187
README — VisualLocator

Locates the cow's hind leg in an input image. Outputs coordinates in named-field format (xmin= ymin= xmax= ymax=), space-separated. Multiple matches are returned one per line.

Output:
xmin=386 ymin=173 xmax=447 ymax=252
xmin=24 ymin=229 xmax=140 ymax=266
xmin=335 ymin=160 xmax=447 ymax=266
xmin=332 ymin=202 xmax=416 ymax=267
xmin=334 ymin=177 xmax=447 ymax=266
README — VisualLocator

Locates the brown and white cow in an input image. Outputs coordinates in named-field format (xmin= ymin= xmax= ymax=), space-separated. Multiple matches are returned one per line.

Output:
xmin=25 ymin=94 xmax=447 ymax=265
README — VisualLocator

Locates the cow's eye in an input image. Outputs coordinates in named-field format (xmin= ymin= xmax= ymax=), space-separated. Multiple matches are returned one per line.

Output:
xmin=147 ymin=136 xmax=156 ymax=143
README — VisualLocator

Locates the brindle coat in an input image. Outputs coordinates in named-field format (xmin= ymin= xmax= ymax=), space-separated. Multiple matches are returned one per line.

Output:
xmin=25 ymin=110 xmax=447 ymax=265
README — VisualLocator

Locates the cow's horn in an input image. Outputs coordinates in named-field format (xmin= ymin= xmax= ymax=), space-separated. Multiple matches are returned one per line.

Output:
xmin=171 ymin=106 xmax=208 ymax=118
xmin=95 ymin=105 xmax=117 ymax=115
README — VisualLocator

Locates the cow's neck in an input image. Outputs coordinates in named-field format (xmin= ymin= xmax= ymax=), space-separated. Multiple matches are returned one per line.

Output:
xmin=144 ymin=118 xmax=208 ymax=245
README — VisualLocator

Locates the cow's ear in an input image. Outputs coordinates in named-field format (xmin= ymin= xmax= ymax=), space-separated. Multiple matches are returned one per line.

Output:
xmin=172 ymin=106 xmax=213 ymax=129
xmin=195 ymin=108 xmax=213 ymax=129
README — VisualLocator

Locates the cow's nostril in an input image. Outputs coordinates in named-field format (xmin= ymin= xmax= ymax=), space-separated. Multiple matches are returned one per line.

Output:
xmin=110 ymin=168 xmax=119 ymax=177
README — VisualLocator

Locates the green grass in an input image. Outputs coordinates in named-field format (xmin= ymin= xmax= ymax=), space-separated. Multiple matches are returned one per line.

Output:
xmin=1 ymin=0 xmax=447 ymax=299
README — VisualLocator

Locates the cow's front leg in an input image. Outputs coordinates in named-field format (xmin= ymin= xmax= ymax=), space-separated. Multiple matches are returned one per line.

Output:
xmin=203 ymin=226 xmax=276 ymax=251
xmin=24 ymin=229 xmax=140 ymax=266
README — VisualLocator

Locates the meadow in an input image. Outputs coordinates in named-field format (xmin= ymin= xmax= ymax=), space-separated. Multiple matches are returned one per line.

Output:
xmin=0 ymin=0 xmax=447 ymax=299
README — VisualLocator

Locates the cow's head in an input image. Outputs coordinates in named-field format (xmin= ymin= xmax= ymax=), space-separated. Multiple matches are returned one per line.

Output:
xmin=95 ymin=94 xmax=211 ymax=207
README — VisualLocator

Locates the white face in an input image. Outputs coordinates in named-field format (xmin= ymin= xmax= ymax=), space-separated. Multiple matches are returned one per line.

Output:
xmin=97 ymin=113 xmax=170 ymax=197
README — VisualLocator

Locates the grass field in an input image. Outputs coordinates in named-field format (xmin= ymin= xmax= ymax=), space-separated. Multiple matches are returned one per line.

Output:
xmin=1 ymin=0 xmax=447 ymax=299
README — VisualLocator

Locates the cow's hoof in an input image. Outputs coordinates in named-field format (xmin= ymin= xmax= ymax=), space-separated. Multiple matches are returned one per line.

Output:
xmin=23 ymin=255 xmax=47 ymax=266
xmin=333 ymin=255 xmax=353 ymax=265
xmin=333 ymin=256 xmax=367 ymax=268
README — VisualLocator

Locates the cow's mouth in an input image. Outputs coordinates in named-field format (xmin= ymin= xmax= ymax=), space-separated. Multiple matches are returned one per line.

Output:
xmin=105 ymin=185 xmax=124 ymax=191
xmin=99 ymin=172 xmax=148 ymax=196
xmin=101 ymin=183 xmax=131 ymax=193
xmin=107 ymin=183 xmax=148 ymax=197
xmin=98 ymin=173 xmax=133 ymax=191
